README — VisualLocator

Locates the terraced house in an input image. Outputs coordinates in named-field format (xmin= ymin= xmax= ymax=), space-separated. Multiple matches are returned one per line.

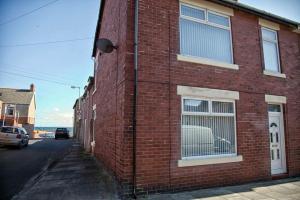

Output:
xmin=74 ymin=0 xmax=300 ymax=197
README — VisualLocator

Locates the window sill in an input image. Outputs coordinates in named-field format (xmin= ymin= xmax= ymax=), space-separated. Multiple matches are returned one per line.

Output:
xmin=263 ymin=70 xmax=286 ymax=78
xmin=178 ymin=155 xmax=243 ymax=167
xmin=177 ymin=54 xmax=239 ymax=70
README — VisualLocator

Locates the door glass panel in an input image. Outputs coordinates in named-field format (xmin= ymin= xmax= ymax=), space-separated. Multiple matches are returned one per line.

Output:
xmin=277 ymin=149 xmax=280 ymax=159
xmin=271 ymin=150 xmax=274 ymax=160
xmin=276 ymin=132 xmax=279 ymax=143
xmin=268 ymin=104 xmax=281 ymax=112
xmin=270 ymin=132 xmax=273 ymax=143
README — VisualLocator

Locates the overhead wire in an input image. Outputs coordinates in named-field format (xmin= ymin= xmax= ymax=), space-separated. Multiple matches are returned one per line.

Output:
xmin=0 ymin=70 xmax=73 ymax=86
xmin=0 ymin=37 xmax=94 ymax=48
xmin=0 ymin=0 xmax=61 ymax=26
xmin=0 ymin=62 xmax=79 ymax=83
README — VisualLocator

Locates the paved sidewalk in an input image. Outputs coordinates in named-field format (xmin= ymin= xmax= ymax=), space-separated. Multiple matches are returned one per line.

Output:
xmin=11 ymin=141 xmax=300 ymax=200
xmin=140 ymin=177 xmax=300 ymax=200
xmin=13 ymin=142 xmax=119 ymax=200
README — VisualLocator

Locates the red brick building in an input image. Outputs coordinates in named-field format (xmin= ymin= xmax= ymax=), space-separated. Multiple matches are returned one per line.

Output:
xmin=73 ymin=77 xmax=95 ymax=153
xmin=75 ymin=0 xmax=300 ymax=197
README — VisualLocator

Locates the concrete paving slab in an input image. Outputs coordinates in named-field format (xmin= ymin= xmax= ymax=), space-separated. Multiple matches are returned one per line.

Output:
xmin=141 ymin=177 xmax=300 ymax=200
xmin=280 ymin=182 xmax=300 ymax=190
xmin=238 ymin=191 xmax=267 ymax=200
xmin=288 ymin=193 xmax=300 ymax=200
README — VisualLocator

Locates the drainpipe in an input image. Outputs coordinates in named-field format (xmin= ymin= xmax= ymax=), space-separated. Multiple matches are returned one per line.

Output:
xmin=132 ymin=0 xmax=139 ymax=198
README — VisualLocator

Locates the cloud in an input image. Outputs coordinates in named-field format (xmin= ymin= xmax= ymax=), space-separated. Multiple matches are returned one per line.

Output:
xmin=53 ymin=107 xmax=60 ymax=112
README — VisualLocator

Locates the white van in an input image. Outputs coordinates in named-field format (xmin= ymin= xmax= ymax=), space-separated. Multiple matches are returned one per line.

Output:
xmin=182 ymin=125 xmax=215 ymax=157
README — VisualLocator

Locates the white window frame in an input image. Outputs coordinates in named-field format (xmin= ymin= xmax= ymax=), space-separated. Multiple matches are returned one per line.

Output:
xmin=179 ymin=3 xmax=234 ymax=64
xmin=261 ymin=27 xmax=281 ymax=73
xmin=6 ymin=105 xmax=15 ymax=116
xmin=181 ymin=96 xmax=237 ymax=160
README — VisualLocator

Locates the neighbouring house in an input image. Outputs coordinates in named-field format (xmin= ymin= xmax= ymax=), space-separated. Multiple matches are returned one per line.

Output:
xmin=0 ymin=84 xmax=36 ymax=138
xmin=74 ymin=0 xmax=300 ymax=197
xmin=73 ymin=98 xmax=80 ymax=140
xmin=73 ymin=97 xmax=85 ymax=145
xmin=73 ymin=77 xmax=95 ymax=153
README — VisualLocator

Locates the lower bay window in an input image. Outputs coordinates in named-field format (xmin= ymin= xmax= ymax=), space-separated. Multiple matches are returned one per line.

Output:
xmin=177 ymin=85 xmax=243 ymax=167
xmin=181 ymin=98 xmax=236 ymax=158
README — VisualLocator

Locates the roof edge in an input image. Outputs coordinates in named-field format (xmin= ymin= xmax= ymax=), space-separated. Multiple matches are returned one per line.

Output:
xmin=91 ymin=0 xmax=300 ymax=58
xmin=212 ymin=0 xmax=299 ymax=29
xmin=92 ymin=0 xmax=105 ymax=58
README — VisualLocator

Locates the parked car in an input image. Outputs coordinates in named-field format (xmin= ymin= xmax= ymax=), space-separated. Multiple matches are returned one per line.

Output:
xmin=0 ymin=126 xmax=29 ymax=148
xmin=55 ymin=128 xmax=69 ymax=139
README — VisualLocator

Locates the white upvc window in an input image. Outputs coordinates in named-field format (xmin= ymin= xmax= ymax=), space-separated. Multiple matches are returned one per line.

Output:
xmin=179 ymin=3 xmax=233 ymax=64
xmin=261 ymin=27 xmax=281 ymax=73
xmin=181 ymin=97 xmax=237 ymax=159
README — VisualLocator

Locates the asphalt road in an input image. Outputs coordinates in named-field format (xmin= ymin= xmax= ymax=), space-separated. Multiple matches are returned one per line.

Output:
xmin=0 ymin=139 xmax=73 ymax=200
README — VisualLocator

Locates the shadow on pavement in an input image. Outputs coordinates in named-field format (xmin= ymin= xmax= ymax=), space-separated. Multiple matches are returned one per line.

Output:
xmin=0 ymin=138 xmax=74 ymax=200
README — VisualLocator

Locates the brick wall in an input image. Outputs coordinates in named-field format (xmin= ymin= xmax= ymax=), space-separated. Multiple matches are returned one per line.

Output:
xmin=131 ymin=0 xmax=300 ymax=194
xmin=92 ymin=0 xmax=135 ymax=196
xmin=0 ymin=116 xmax=34 ymax=125
xmin=92 ymin=0 xmax=300 ymax=196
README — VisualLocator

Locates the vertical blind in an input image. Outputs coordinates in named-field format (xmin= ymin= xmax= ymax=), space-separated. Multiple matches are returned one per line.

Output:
xmin=180 ymin=4 xmax=233 ymax=64
xmin=181 ymin=99 xmax=236 ymax=158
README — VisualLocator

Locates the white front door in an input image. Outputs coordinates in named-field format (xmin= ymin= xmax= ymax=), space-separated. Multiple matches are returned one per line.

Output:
xmin=268 ymin=105 xmax=286 ymax=175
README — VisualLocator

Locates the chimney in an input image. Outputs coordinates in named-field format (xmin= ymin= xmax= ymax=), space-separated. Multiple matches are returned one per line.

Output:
xmin=30 ymin=84 xmax=35 ymax=92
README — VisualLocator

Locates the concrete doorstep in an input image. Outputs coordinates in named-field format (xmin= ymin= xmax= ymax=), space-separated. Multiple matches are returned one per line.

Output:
xmin=12 ymin=142 xmax=119 ymax=200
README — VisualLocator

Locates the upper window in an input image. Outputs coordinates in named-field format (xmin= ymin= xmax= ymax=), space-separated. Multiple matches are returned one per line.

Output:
xmin=181 ymin=98 xmax=236 ymax=158
xmin=6 ymin=106 xmax=14 ymax=116
xmin=179 ymin=4 xmax=233 ymax=64
xmin=261 ymin=28 xmax=281 ymax=73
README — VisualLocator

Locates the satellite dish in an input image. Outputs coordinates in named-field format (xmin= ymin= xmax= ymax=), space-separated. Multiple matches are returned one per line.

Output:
xmin=96 ymin=38 xmax=117 ymax=53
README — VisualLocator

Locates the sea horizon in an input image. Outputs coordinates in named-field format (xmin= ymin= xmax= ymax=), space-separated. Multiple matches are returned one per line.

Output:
xmin=35 ymin=127 xmax=73 ymax=133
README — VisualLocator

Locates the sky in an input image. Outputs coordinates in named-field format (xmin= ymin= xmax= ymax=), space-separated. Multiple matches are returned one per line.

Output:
xmin=0 ymin=0 xmax=299 ymax=127
xmin=0 ymin=0 xmax=100 ymax=127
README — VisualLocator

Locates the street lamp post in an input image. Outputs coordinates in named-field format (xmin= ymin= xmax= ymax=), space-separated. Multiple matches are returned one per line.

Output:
xmin=71 ymin=86 xmax=81 ymax=139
